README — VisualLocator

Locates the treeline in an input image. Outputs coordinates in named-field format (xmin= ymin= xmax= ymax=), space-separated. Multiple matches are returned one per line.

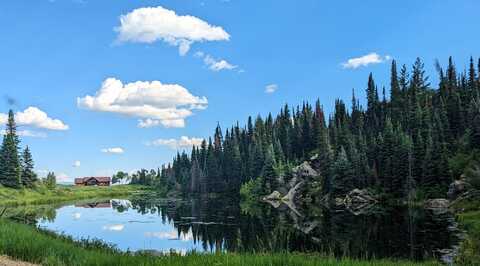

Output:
xmin=0 ymin=110 xmax=38 ymax=188
xmin=148 ymin=57 xmax=480 ymax=200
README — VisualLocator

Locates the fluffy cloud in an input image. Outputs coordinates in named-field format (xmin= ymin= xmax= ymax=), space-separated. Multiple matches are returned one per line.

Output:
xmin=1 ymin=129 xmax=47 ymax=138
xmin=103 ymin=224 xmax=125 ymax=231
xmin=204 ymin=55 xmax=237 ymax=71
xmin=194 ymin=52 xmax=237 ymax=72
xmin=342 ymin=53 xmax=391 ymax=69
xmin=77 ymin=78 xmax=207 ymax=128
xmin=146 ymin=136 xmax=204 ymax=150
xmin=265 ymin=84 xmax=278 ymax=94
xmin=73 ymin=160 xmax=81 ymax=167
xmin=145 ymin=230 xmax=193 ymax=241
xmin=0 ymin=107 xmax=68 ymax=131
xmin=115 ymin=6 xmax=230 ymax=56
xmin=101 ymin=147 xmax=124 ymax=154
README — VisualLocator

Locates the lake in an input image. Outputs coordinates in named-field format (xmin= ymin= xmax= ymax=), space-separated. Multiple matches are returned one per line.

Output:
xmin=21 ymin=197 xmax=461 ymax=262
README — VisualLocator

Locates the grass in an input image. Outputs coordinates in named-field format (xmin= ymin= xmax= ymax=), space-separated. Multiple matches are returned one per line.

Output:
xmin=455 ymin=210 xmax=480 ymax=265
xmin=0 ymin=219 xmax=442 ymax=266
xmin=0 ymin=185 xmax=146 ymax=207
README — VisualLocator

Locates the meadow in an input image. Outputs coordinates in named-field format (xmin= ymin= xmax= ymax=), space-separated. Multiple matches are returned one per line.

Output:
xmin=0 ymin=185 xmax=145 ymax=206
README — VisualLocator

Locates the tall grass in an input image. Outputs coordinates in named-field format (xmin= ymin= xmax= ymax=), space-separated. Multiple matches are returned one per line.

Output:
xmin=455 ymin=211 xmax=480 ymax=265
xmin=0 ymin=219 xmax=441 ymax=266
xmin=0 ymin=185 xmax=145 ymax=207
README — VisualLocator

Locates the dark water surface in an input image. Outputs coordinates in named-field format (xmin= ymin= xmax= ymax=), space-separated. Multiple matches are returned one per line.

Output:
xmin=11 ymin=196 xmax=461 ymax=261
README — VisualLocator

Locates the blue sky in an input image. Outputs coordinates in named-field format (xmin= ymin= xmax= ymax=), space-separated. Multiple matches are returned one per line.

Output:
xmin=0 ymin=0 xmax=478 ymax=183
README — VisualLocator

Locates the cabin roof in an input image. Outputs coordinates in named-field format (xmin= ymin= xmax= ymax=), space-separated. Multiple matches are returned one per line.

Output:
xmin=75 ymin=176 xmax=111 ymax=184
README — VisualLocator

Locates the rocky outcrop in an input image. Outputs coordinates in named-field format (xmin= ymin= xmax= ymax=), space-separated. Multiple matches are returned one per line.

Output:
xmin=291 ymin=162 xmax=318 ymax=180
xmin=262 ymin=191 xmax=282 ymax=201
xmin=341 ymin=189 xmax=378 ymax=215
xmin=344 ymin=189 xmax=377 ymax=205
xmin=282 ymin=181 xmax=305 ymax=203
xmin=424 ymin=198 xmax=450 ymax=209
xmin=447 ymin=179 xmax=472 ymax=200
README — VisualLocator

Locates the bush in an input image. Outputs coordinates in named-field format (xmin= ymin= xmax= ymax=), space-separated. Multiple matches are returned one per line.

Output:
xmin=240 ymin=178 xmax=264 ymax=204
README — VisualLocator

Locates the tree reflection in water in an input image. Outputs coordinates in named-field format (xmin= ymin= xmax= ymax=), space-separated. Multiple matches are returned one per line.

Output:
xmin=114 ymin=196 xmax=460 ymax=261
xmin=9 ymin=196 xmax=460 ymax=261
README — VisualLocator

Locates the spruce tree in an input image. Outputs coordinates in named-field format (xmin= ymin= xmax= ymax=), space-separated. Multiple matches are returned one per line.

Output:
xmin=0 ymin=110 xmax=22 ymax=188
xmin=21 ymin=146 xmax=37 ymax=187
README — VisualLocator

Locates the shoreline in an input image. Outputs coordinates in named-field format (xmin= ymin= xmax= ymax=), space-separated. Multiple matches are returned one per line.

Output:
xmin=0 ymin=185 xmax=146 ymax=207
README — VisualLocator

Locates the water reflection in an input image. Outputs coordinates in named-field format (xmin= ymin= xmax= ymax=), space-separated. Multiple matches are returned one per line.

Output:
xmin=5 ymin=197 xmax=460 ymax=261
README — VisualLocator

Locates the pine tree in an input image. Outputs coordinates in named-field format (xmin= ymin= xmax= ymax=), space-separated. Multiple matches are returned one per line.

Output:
xmin=45 ymin=172 xmax=57 ymax=190
xmin=0 ymin=110 xmax=22 ymax=188
xmin=21 ymin=146 xmax=37 ymax=187
xmin=331 ymin=147 xmax=354 ymax=196
xmin=261 ymin=145 xmax=277 ymax=194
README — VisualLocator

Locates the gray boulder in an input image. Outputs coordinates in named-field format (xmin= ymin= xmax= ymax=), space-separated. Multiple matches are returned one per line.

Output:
xmin=447 ymin=179 xmax=472 ymax=200
xmin=424 ymin=198 xmax=450 ymax=209
xmin=262 ymin=191 xmax=282 ymax=201
xmin=291 ymin=161 xmax=318 ymax=179
xmin=344 ymin=189 xmax=377 ymax=205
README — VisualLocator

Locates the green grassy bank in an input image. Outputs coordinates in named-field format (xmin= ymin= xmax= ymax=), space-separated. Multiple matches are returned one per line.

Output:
xmin=454 ymin=194 xmax=480 ymax=266
xmin=0 ymin=185 xmax=145 ymax=206
xmin=0 ymin=219 xmax=440 ymax=266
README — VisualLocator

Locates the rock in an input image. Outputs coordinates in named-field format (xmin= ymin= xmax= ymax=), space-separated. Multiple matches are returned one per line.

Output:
xmin=424 ymin=198 xmax=450 ymax=209
xmin=334 ymin=197 xmax=344 ymax=206
xmin=294 ymin=220 xmax=319 ymax=234
xmin=447 ymin=179 xmax=472 ymax=200
xmin=265 ymin=200 xmax=281 ymax=208
xmin=262 ymin=191 xmax=282 ymax=201
xmin=282 ymin=181 xmax=305 ymax=203
xmin=342 ymin=189 xmax=378 ymax=215
xmin=344 ymin=189 xmax=377 ymax=205
xmin=291 ymin=161 xmax=318 ymax=179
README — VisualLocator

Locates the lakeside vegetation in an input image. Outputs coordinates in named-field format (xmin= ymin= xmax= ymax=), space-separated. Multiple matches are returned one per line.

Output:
xmin=0 ymin=185 xmax=145 ymax=207
xmin=0 ymin=219 xmax=442 ymax=266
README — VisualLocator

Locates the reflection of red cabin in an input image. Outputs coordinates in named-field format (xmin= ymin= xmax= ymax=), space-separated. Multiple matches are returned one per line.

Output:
xmin=74 ymin=177 xmax=111 ymax=186
xmin=75 ymin=201 xmax=112 ymax=208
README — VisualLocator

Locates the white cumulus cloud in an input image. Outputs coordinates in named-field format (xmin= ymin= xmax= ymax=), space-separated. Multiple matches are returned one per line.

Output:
xmin=1 ymin=129 xmax=47 ymax=138
xmin=146 ymin=136 xmax=204 ymax=150
xmin=194 ymin=52 xmax=237 ymax=72
xmin=73 ymin=160 xmax=81 ymax=167
xmin=101 ymin=147 xmax=124 ymax=154
xmin=0 ymin=107 xmax=68 ymax=131
xmin=77 ymin=78 xmax=207 ymax=128
xmin=115 ymin=6 xmax=230 ymax=56
xmin=342 ymin=53 xmax=391 ymax=69
xmin=265 ymin=84 xmax=278 ymax=94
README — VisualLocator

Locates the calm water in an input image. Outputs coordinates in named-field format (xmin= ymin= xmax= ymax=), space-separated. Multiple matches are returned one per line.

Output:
xmin=13 ymin=196 xmax=461 ymax=261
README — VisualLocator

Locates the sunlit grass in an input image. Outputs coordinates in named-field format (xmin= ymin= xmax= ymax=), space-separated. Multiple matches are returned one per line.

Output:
xmin=0 ymin=219 xmax=442 ymax=266
xmin=0 ymin=185 xmax=145 ymax=206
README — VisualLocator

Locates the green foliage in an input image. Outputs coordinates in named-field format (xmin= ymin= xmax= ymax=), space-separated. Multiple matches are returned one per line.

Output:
xmin=456 ymin=211 xmax=480 ymax=265
xmin=464 ymin=161 xmax=480 ymax=189
xmin=112 ymin=171 xmax=129 ymax=184
xmin=240 ymin=178 xmax=264 ymax=204
xmin=21 ymin=146 xmax=37 ymax=188
xmin=0 ymin=110 xmax=22 ymax=188
xmin=44 ymin=172 xmax=57 ymax=190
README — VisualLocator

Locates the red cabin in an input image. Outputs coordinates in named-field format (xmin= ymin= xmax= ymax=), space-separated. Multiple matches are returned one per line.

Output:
xmin=74 ymin=177 xmax=111 ymax=186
